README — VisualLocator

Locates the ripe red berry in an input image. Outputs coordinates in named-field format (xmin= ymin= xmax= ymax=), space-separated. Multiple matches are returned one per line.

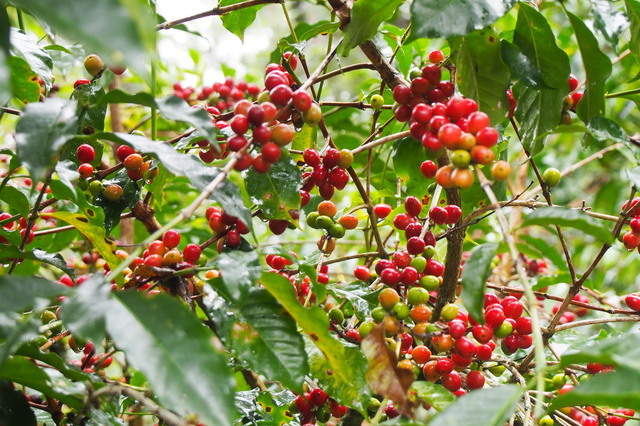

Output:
xmin=466 ymin=370 xmax=485 ymax=390
xmin=407 ymin=236 xmax=426 ymax=255
xmin=116 ymin=145 xmax=136 ymax=162
xmin=420 ymin=160 xmax=438 ymax=179
xmin=76 ymin=144 xmax=96 ymax=163
xmin=380 ymin=268 xmax=400 ymax=286
xmin=475 ymin=127 xmax=499 ymax=147
xmin=442 ymin=371 xmax=462 ymax=392
xmin=405 ymin=196 xmax=422 ymax=217
xmin=183 ymin=243 xmax=201 ymax=264
xmin=421 ymin=64 xmax=441 ymax=86
xmin=268 ymin=219 xmax=288 ymax=235
xmin=428 ymin=49 xmax=445 ymax=64
xmin=625 ymin=294 xmax=640 ymax=311
xmin=467 ymin=111 xmax=490 ymax=135
xmin=435 ymin=358 xmax=454 ymax=375
xmin=354 ymin=265 xmax=370 ymax=281
xmin=247 ymin=105 xmax=265 ymax=126
xmin=485 ymin=307 xmax=506 ymax=328
xmin=393 ymin=85 xmax=412 ymax=105
xmin=303 ymin=148 xmax=321 ymax=167
xmin=270 ymin=84 xmax=293 ymax=106
xmin=230 ymin=114 xmax=250 ymax=135
xmin=568 ymin=74 xmax=579 ymax=92
xmin=444 ymin=205 xmax=462 ymax=224
xmin=261 ymin=142 xmax=281 ymax=163
xmin=373 ymin=204 xmax=392 ymax=219
xmin=329 ymin=400 xmax=348 ymax=418
xmin=429 ymin=206 xmax=448 ymax=225
xmin=77 ymin=163 xmax=94 ymax=179
xmin=328 ymin=167 xmax=349 ymax=190
xmin=162 ymin=229 xmax=181 ymax=249
xmin=309 ymin=388 xmax=328 ymax=407
xmin=74 ymin=78 xmax=90 ymax=88
xmin=393 ymin=213 xmax=413 ymax=230
xmin=292 ymin=90 xmax=312 ymax=112
xmin=425 ymin=259 xmax=445 ymax=276
xmin=323 ymin=148 xmax=341 ymax=168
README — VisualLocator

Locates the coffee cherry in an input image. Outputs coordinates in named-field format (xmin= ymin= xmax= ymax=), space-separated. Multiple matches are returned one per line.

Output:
xmin=293 ymin=90 xmax=312 ymax=112
xmin=261 ymin=142 xmax=281 ymax=163
xmin=421 ymin=64 xmax=441 ymax=86
xmin=338 ymin=214 xmax=358 ymax=229
xmin=451 ymin=168 xmax=475 ymax=189
xmin=77 ymin=163 xmax=94 ymax=179
xmin=225 ymin=229 xmax=241 ymax=248
xmin=271 ymin=124 xmax=295 ymax=146
xmin=329 ymin=400 xmax=348 ymax=418
xmin=354 ymin=265 xmax=370 ymax=281
xmin=438 ymin=123 xmax=462 ymax=149
xmin=542 ymin=168 xmax=561 ymax=187
xmin=74 ymin=79 xmax=90 ymax=89
xmin=162 ymin=229 xmax=181 ymax=249
xmin=491 ymin=160 xmax=511 ymax=180
xmin=328 ymin=167 xmax=349 ymax=189
xmin=124 ymin=153 xmax=144 ymax=171
xmin=429 ymin=206 xmax=448 ymax=225
xmin=625 ymin=294 xmax=640 ymax=311
xmin=317 ymin=200 xmax=337 ymax=218
xmin=381 ymin=268 xmax=400 ymax=285
xmin=444 ymin=205 xmax=462 ymax=224
xmin=84 ymin=54 xmax=104 ymax=76
xmin=435 ymin=165 xmax=455 ymax=188
xmin=568 ymin=74 xmax=579 ymax=92
xmin=411 ymin=345 xmax=432 ymax=364
xmin=337 ymin=149 xmax=354 ymax=168
xmin=303 ymin=103 xmax=322 ymax=126
xmin=373 ymin=203 xmax=392 ymax=219
xmin=370 ymin=94 xmax=384 ymax=110
xmin=420 ymin=160 xmax=438 ymax=179
xmin=76 ymin=144 xmax=96 ymax=163
xmin=407 ymin=236 xmax=426 ymax=255
xmin=466 ymin=370 xmax=485 ymax=390
xmin=428 ymin=49 xmax=444 ymax=63
xmin=441 ymin=304 xmax=459 ymax=321
xmin=379 ymin=287 xmax=400 ymax=310
xmin=450 ymin=150 xmax=471 ymax=168
xmin=470 ymin=145 xmax=494 ymax=165
xmin=103 ymin=184 xmax=123 ymax=202
xmin=392 ymin=85 xmax=412 ymax=105
xmin=182 ymin=243 xmax=201 ymax=264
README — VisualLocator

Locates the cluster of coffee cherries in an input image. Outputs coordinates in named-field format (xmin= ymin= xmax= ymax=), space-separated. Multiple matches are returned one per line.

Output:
xmin=301 ymin=147 xmax=353 ymax=201
xmin=559 ymin=74 xmax=583 ymax=126
xmin=386 ymin=50 xmax=506 ymax=189
xmin=205 ymin=206 xmax=249 ymax=250
xmin=292 ymin=387 xmax=348 ymax=424
xmin=67 ymin=340 xmax=113 ymax=374
xmin=0 ymin=213 xmax=35 ymax=245
xmin=620 ymin=197 xmax=640 ymax=252
xmin=305 ymin=200 xmax=358 ymax=239
xmin=173 ymin=77 xmax=261 ymax=110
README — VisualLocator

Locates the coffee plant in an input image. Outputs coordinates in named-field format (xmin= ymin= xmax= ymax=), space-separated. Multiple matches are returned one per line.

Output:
xmin=2 ymin=0 xmax=640 ymax=424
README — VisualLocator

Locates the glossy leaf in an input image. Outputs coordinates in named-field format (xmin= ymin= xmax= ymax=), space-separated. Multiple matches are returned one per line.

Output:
xmin=450 ymin=29 xmax=510 ymax=125
xmin=52 ymin=159 xmax=80 ymax=203
xmin=0 ymin=379 xmax=37 ymax=426
xmin=0 ymin=356 xmax=84 ymax=409
xmin=550 ymin=365 xmax=640 ymax=412
xmin=500 ymin=40 xmax=549 ymax=90
xmin=291 ymin=124 xmax=317 ymax=163
xmin=461 ymin=243 xmax=498 ymax=322
xmin=559 ymin=333 xmax=640 ymax=368
xmin=625 ymin=0 xmax=640 ymax=60
xmin=0 ymin=8 xmax=9 ymax=102
xmin=0 ymin=247 xmax=74 ymax=276
xmin=9 ymin=28 xmax=54 ymax=89
xmin=591 ymin=0 xmax=629 ymax=49
xmin=410 ymin=0 xmax=516 ymax=39
xmin=0 ymin=275 xmax=68 ymax=314
xmin=0 ymin=185 xmax=29 ymax=218
xmin=567 ymin=11 xmax=612 ymax=124
xmin=8 ymin=55 xmax=40 ymax=103
xmin=587 ymin=116 xmax=628 ymax=145
xmin=220 ymin=0 xmax=265 ymax=41
xmin=96 ymin=132 xmax=251 ymax=228
xmin=341 ymin=0 xmax=404 ymax=55
xmin=100 ymin=89 xmax=155 ymax=107
xmin=72 ymin=82 xmax=107 ymax=133
xmin=393 ymin=138 xmax=429 ymax=198
xmin=430 ymin=385 xmax=521 ymax=426
xmin=61 ymin=276 xmax=110 ymax=343
xmin=513 ymin=83 xmax=566 ymax=156
xmin=93 ymin=168 xmax=141 ymax=233
xmin=155 ymin=95 xmax=220 ymax=148
xmin=106 ymin=291 xmax=236 ymax=425
xmin=10 ymin=0 xmax=155 ymax=78
xmin=307 ymin=340 xmax=371 ymax=413
xmin=260 ymin=272 xmax=368 ymax=391
xmin=16 ymin=343 xmax=92 ymax=383
xmin=15 ymin=98 xmax=78 ymax=184
xmin=213 ymin=247 xmax=261 ymax=304
xmin=205 ymin=289 xmax=309 ymax=392
xmin=246 ymin=156 xmax=301 ymax=221
xmin=410 ymin=381 xmax=455 ymax=412
xmin=361 ymin=325 xmax=413 ymax=413
xmin=522 ymin=207 xmax=614 ymax=244
xmin=45 ymin=211 xmax=122 ymax=274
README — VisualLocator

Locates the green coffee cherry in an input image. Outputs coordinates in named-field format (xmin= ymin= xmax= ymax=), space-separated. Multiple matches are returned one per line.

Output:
xmin=420 ymin=275 xmax=440 ymax=291
xmin=306 ymin=212 xmax=320 ymax=228
xmin=358 ymin=321 xmax=375 ymax=338
xmin=316 ymin=215 xmax=334 ymax=230
xmin=407 ymin=287 xmax=429 ymax=305
xmin=391 ymin=302 xmax=410 ymax=320
xmin=441 ymin=304 xmax=459 ymax=321
xmin=370 ymin=94 xmax=384 ymax=110
xmin=371 ymin=306 xmax=387 ymax=323
xmin=542 ymin=167 xmax=561 ymax=187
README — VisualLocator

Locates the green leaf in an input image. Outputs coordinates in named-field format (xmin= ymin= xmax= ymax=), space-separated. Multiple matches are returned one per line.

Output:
xmin=106 ymin=291 xmax=236 ymax=425
xmin=0 ymin=380 xmax=37 ymax=426
xmin=513 ymin=4 xmax=571 ymax=91
xmin=246 ymin=156 xmax=301 ymax=221
xmin=550 ymin=365 xmax=640 ymax=412
xmin=392 ymin=138 xmax=429 ymax=198
xmin=430 ymin=385 xmax=521 ymax=426
xmin=513 ymin=83 xmax=566 ymax=156
xmin=329 ymin=282 xmax=378 ymax=321
xmin=213 ymin=247 xmax=261 ymax=304
xmin=205 ymin=289 xmax=309 ymax=392
xmin=291 ymin=124 xmax=317 ymax=163
xmin=341 ymin=0 xmax=404 ymax=55
xmin=591 ymin=0 xmax=628 ymax=49
xmin=72 ymin=82 xmax=107 ymax=133
xmin=625 ymin=0 xmax=640 ymax=60
xmin=0 ymin=356 xmax=84 ymax=409
xmin=307 ymin=340 xmax=371 ymax=413
xmin=410 ymin=381 xmax=455 ymax=412
xmin=0 ymin=8 xmax=10 ymax=102
xmin=45 ymin=211 xmax=122 ymax=275
xmin=96 ymin=132 xmax=251 ymax=228
xmin=260 ymin=272 xmax=369 ymax=399
xmin=0 ymin=247 xmax=74 ymax=276
xmin=16 ymin=342 xmax=92 ymax=383
xmin=100 ymin=89 xmax=155 ymax=107
xmin=220 ymin=0 xmax=265 ymax=41
xmin=500 ymin=40 xmax=549 ymax=89
xmin=410 ymin=0 xmax=516 ymax=40
xmin=587 ymin=116 xmax=628 ymax=144
xmin=567 ymin=11 xmax=612 ymax=124
xmin=155 ymin=95 xmax=220 ymax=149
xmin=559 ymin=332 xmax=640 ymax=369
xmin=52 ymin=160 xmax=80 ymax=203
xmin=61 ymin=276 xmax=110 ymax=343
xmin=93 ymin=168 xmax=141 ymax=233
xmin=0 ymin=185 xmax=29 ymax=218
xmin=8 ymin=55 xmax=40 ymax=103
xmin=15 ymin=98 xmax=79 ymax=184
xmin=461 ymin=243 xmax=498 ymax=322
xmin=519 ymin=235 xmax=567 ymax=272
xmin=522 ymin=206 xmax=614 ymax=244
xmin=10 ymin=0 xmax=155 ymax=78
xmin=450 ymin=29 xmax=510 ymax=125
xmin=0 ymin=275 xmax=68 ymax=314
xmin=9 ymin=28 xmax=54 ymax=89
